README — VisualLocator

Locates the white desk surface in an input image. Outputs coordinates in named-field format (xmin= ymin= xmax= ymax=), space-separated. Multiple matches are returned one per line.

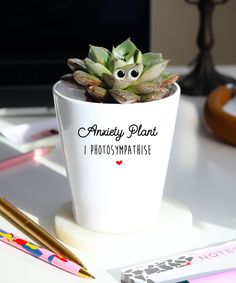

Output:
xmin=0 ymin=66 xmax=236 ymax=282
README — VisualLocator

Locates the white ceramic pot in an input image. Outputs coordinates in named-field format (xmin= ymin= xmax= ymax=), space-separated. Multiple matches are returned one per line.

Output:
xmin=53 ymin=81 xmax=180 ymax=233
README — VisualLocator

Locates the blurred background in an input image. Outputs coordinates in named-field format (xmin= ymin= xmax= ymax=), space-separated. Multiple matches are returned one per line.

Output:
xmin=0 ymin=0 xmax=235 ymax=108
xmin=0 ymin=0 xmax=150 ymax=108
xmin=151 ymin=0 xmax=236 ymax=65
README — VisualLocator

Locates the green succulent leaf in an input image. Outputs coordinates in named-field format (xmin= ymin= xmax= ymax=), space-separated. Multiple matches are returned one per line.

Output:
xmin=102 ymin=73 xmax=114 ymax=89
xmin=73 ymin=70 xmax=103 ymax=87
xmin=113 ymin=38 xmax=137 ymax=62
xmin=107 ymin=58 xmax=127 ymax=73
xmin=107 ymin=47 xmax=119 ymax=71
xmin=67 ymin=58 xmax=87 ymax=72
xmin=142 ymin=53 xmax=163 ymax=68
xmin=84 ymin=58 xmax=112 ymax=79
xmin=107 ymin=58 xmax=115 ymax=72
xmin=133 ymin=49 xmax=143 ymax=64
xmin=126 ymin=56 xmax=135 ymax=64
xmin=127 ymin=82 xmax=161 ymax=95
xmin=112 ymin=80 xmax=134 ymax=90
xmin=109 ymin=89 xmax=141 ymax=104
xmin=138 ymin=60 xmax=169 ymax=83
xmin=89 ymin=45 xmax=111 ymax=65
xmin=87 ymin=85 xmax=108 ymax=102
xmin=156 ymin=72 xmax=179 ymax=86
xmin=111 ymin=48 xmax=123 ymax=60
xmin=140 ymin=91 xmax=167 ymax=102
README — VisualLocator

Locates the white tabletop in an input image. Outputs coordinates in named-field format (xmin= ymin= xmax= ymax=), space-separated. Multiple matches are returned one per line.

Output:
xmin=0 ymin=67 xmax=236 ymax=282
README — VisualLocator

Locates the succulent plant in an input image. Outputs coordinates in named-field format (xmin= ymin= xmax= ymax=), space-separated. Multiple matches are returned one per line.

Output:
xmin=62 ymin=39 xmax=178 ymax=103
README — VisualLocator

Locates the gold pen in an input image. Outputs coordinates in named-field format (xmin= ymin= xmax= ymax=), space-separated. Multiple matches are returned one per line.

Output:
xmin=0 ymin=198 xmax=87 ymax=270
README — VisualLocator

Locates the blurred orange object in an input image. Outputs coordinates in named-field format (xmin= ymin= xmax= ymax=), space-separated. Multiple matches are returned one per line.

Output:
xmin=204 ymin=85 xmax=236 ymax=146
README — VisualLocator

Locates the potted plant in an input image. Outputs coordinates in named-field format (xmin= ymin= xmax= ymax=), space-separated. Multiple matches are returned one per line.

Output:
xmin=53 ymin=39 xmax=180 ymax=234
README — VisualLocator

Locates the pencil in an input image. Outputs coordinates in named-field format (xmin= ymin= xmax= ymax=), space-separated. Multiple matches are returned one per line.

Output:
xmin=0 ymin=146 xmax=53 ymax=171
xmin=0 ymin=198 xmax=87 ymax=269
xmin=0 ymin=227 xmax=94 ymax=278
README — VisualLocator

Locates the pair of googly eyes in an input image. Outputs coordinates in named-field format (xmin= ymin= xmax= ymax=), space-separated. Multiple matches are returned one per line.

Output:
xmin=113 ymin=68 xmax=140 ymax=80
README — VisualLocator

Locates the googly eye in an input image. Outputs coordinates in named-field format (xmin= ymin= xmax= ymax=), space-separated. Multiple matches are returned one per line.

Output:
xmin=114 ymin=69 xmax=125 ymax=80
xmin=128 ymin=69 xmax=140 ymax=80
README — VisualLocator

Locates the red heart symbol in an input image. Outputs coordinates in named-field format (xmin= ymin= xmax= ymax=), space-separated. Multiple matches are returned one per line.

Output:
xmin=116 ymin=160 xmax=122 ymax=165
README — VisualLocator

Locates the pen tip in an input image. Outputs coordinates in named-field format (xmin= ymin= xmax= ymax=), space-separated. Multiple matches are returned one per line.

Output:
xmin=79 ymin=268 xmax=95 ymax=279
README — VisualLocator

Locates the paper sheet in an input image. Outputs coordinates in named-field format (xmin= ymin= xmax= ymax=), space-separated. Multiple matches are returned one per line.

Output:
xmin=0 ymin=118 xmax=58 ymax=145
xmin=121 ymin=240 xmax=236 ymax=283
